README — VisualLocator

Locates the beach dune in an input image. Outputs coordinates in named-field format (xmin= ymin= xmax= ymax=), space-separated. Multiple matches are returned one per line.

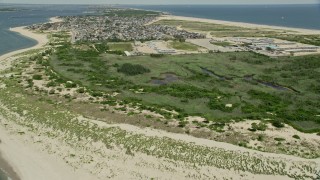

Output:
xmin=0 ymin=17 xmax=96 ymax=180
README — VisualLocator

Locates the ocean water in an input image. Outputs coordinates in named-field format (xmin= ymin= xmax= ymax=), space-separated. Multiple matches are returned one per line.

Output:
xmin=123 ymin=4 xmax=320 ymax=30
xmin=0 ymin=4 xmax=87 ymax=55
xmin=0 ymin=171 xmax=7 ymax=180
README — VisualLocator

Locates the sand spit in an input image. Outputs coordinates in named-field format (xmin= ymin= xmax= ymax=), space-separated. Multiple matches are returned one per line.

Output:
xmin=159 ymin=15 xmax=320 ymax=35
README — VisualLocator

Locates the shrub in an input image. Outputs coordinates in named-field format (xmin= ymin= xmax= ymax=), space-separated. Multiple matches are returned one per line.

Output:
xmin=48 ymin=89 xmax=55 ymax=94
xmin=107 ymin=50 xmax=124 ymax=55
xmin=181 ymin=99 xmax=189 ymax=103
xmin=178 ymin=121 xmax=188 ymax=127
xmin=271 ymin=120 xmax=285 ymax=128
xmin=65 ymin=82 xmax=77 ymax=88
xmin=91 ymin=91 xmax=103 ymax=97
xmin=257 ymin=135 xmax=264 ymax=141
xmin=292 ymin=135 xmax=300 ymax=139
xmin=274 ymin=137 xmax=285 ymax=142
xmin=208 ymin=100 xmax=237 ymax=113
xmin=76 ymin=88 xmax=85 ymax=93
xmin=32 ymin=74 xmax=42 ymax=80
xmin=238 ymin=141 xmax=247 ymax=147
xmin=64 ymin=94 xmax=71 ymax=99
xmin=46 ymin=81 xmax=56 ymax=87
xmin=150 ymin=54 xmax=164 ymax=58
xmin=249 ymin=122 xmax=267 ymax=131
xmin=117 ymin=63 xmax=150 ymax=76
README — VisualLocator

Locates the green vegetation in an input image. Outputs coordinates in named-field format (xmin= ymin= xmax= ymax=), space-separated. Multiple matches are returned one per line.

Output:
xmin=292 ymin=135 xmax=300 ymax=139
xmin=272 ymin=34 xmax=320 ymax=46
xmin=0 ymin=8 xmax=17 ymax=12
xmin=117 ymin=63 xmax=151 ymax=76
xmin=169 ymin=41 xmax=199 ymax=51
xmin=104 ymin=8 xmax=161 ymax=17
xmin=108 ymin=42 xmax=133 ymax=52
xmin=32 ymin=74 xmax=42 ymax=80
xmin=249 ymin=122 xmax=267 ymax=132
xmin=154 ymin=19 xmax=280 ymax=37
xmin=48 ymin=40 xmax=320 ymax=132
xmin=0 ymin=77 xmax=318 ymax=179
xmin=154 ymin=19 xmax=320 ymax=46
xmin=272 ymin=121 xmax=285 ymax=128
xmin=274 ymin=137 xmax=286 ymax=142
xmin=150 ymin=54 xmax=165 ymax=58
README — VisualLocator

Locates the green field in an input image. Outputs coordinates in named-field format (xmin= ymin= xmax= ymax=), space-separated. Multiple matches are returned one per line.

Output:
xmin=108 ymin=42 xmax=133 ymax=51
xmin=48 ymin=40 xmax=320 ymax=132
xmin=169 ymin=41 xmax=199 ymax=51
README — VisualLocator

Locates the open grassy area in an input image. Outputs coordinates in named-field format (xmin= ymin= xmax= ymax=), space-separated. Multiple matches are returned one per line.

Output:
xmin=271 ymin=34 xmax=320 ymax=46
xmin=47 ymin=39 xmax=320 ymax=132
xmin=169 ymin=41 xmax=199 ymax=51
xmin=108 ymin=42 xmax=133 ymax=51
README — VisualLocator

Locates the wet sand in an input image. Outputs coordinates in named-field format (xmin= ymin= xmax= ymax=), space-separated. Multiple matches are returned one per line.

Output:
xmin=0 ymin=153 xmax=20 ymax=180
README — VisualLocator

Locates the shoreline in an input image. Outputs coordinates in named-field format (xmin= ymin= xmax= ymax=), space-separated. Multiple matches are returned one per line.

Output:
xmin=0 ymin=27 xmax=48 ymax=63
xmin=0 ymin=16 xmax=97 ymax=180
xmin=0 ymin=27 xmax=47 ymax=180
xmin=0 ymin=16 xmax=61 ymax=62
xmin=0 ymin=154 xmax=20 ymax=180
xmin=0 ymin=18 xmax=51 ymax=180
xmin=158 ymin=15 xmax=320 ymax=35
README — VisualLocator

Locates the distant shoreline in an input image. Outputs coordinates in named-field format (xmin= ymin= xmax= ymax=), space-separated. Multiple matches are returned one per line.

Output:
xmin=124 ymin=5 xmax=320 ymax=33
xmin=158 ymin=15 xmax=320 ymax=34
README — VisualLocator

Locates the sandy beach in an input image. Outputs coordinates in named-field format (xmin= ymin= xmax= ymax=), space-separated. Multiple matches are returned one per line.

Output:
xmin=0 ymin=25 xmax=45 ymax=180
xmin=0 ymin=19 xmax=98 ymax=180
xmin=159 ymin=15 xmax=320 ymax=35
xmin=0 ymin=16 xmax=63 ymax=63
xmin=0 ymin=26 xmax=48 ymax=60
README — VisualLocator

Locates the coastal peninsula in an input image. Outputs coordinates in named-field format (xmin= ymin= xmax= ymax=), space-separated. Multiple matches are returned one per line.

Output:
xmin=0 ymin=8 xmax=320 ymax=180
